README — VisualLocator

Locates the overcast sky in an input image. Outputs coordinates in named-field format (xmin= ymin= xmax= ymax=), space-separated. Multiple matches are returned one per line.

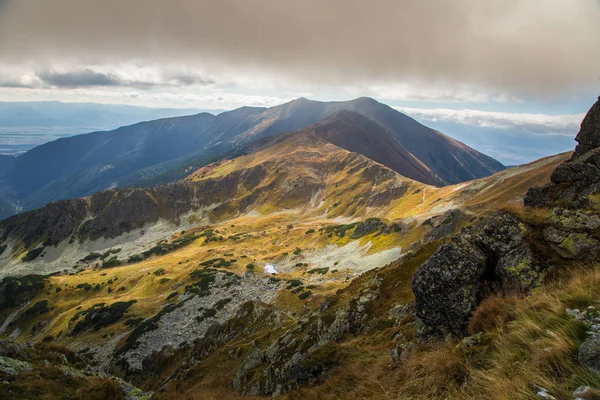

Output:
xmin=0 ymin=0 xmax=599 ymax=163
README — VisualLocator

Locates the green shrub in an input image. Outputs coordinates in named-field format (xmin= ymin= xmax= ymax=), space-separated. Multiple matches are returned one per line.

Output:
xmin=298 ymin=291 xmax=312 ymax=300
xmin=23 ymin=248 xmax=44 ymax=262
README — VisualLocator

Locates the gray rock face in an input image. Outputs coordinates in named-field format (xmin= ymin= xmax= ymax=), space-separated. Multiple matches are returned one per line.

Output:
xmin=578 ymin=335 xmax=600 ymax=374
xmin=542 ymin=207 xmax=600 ymax=259
xmin=116 ymin=270 xmax=282 ymax=374
xmin=0 ymin=355 xmax=32 ymax=375
xmin=412 ymin=212 xmax=541 ymax=337
xmin=412 ymin=233 xmax=487 ymax=337
xmin=573 ymin=97 xmax=600 ymax=159
xmin=422 ymin=209 xmax=465 ymax=243
xmin=525 ymin=96 xmax=600 ymax=209
xmin=233 ymin=277 xmax=381 ymax=396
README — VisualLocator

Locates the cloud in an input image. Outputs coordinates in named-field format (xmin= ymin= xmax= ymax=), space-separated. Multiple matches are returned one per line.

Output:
xmin=0 ymin=63 xmax=215 ymax=89
xmin=395 ymin=107 xmax=585 ymax=136
xmin=0 ymin=0 xmax=598 ymax=99
xmin=36 ymin=69 xmax=121 ymax=88
xmin=0 ymin=86 xmax=289 ymax=109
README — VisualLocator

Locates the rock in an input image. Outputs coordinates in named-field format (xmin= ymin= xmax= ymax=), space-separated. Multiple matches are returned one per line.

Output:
xmin=458 ymin=332 xmax=483 ymax=349
xmin=412 ymin=212 xmax=542 ymax=337
xmin=319 ymin=301 xmax=329 ymax=313
xmin=573 ymin=96 xmax=600 ymax=159
xmin=566 ymin=308 xmax=585 ymax=321
xmin=549 ymin=208 xmax=600 ymax=230
xmin=543 ymin=228 xmax=598 ymax=259
xmin=0 ymin=339 xmax=28 ymax=360
xmin=525 ymin=96 xmax=600 ymax=209
xmin=114 ymin=377 xmax=155 ymax=400
xmin=0 ymin=355 xmax=33 ymax=375
xmin=350 ymin=218 xmax=385 ymax=239
xmin=390 ymin=342 xmax=414 ymax=366
xmin=573 ymin=386 xmax=600 ymax=399
xmin=388 ymin=303 xmax=412 ymax=323
xmin=579 ymin=336 xmax=600 ymax=374
xmin=534 ymin=386 xmax=557 ymax=400
xmin=422 ymin=209 xmax=465 ymax=243
xmin=412 ymin=233 xmax=487 ymax=337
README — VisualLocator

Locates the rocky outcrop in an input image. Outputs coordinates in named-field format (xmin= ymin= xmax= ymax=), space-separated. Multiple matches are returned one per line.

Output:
xmin=233 ymin=276 xmax=381 ymax=396
xmin=422 ymin=209 xmax=465 ymax=243
xmin=413 ymin=205 xmax=600 ymax=338
xmin=0 ymin=164 xmax=270 ymax=254
xmin=573 ymin=97 xmax=600 ymax=158
xmin=350 ymin=218 xmax=386 ymax=238
xmin=115 ymin=270 xmax=281 ymax=375
xmin=566 ymin=307 xmax=600 ymax=375
xmin=0 ymin=339 xmax=153 ymax=399
xmin=412 ymin=212 xmax=542 ymax=337
xmin=543 ymin=207 xmax=600 ymax=260
xmin=525 ymin=96 xmax=600 ymax=209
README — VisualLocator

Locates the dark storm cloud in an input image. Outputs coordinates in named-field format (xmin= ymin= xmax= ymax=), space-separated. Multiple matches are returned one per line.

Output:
xmin=0 ymin=66 xmax=215 ymax=89
xmin=0 ymin=0 xmax=598 ymax=97
xmin=37 ymin=69 xmax=121 ymax=88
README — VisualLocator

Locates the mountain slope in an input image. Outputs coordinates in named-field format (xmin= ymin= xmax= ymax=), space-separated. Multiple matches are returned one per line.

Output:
xmin=229 ymin=110 xmax=444 ymax=186
xmin=0 ymin=97 xmax=504 ymax=218
xmin=0 ymin=122 xmax=561 ymax=279
xmin=0 ymin=126 xmax=432 ymax=277
xmin=201 ymin=97 xmax=505 ymax=184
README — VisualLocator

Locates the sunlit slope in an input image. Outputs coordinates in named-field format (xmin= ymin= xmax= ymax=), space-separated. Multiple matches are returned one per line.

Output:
xmin=186 ymin=125 xmax=430 ymax=219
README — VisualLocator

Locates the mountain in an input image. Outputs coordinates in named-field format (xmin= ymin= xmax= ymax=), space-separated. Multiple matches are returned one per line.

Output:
xmin=229 ymin=110 xmax=444 ymax=186
xmin=0 ymin=121 xmax=563 ymax=278
xmin=0 ymin=101 xmax=219 ymax=157
xmin=0 ymin=93 xmax=591 ymax=400
xmin=0 ymin=97 xmax=505 ymax=220
xmin=0 ymin=101 xmax=215 ymax=128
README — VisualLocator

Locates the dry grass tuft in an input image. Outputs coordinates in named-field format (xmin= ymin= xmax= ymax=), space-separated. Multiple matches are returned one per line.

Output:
xmin=468 ymin=294 xmax=519 ymax=334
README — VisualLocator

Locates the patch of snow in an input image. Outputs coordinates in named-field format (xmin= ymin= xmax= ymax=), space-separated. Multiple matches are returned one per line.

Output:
xmin=264 ymin=264 xmax=278 ymax=274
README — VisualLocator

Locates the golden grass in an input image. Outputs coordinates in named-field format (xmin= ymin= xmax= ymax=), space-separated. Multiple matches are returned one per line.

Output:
xmin=279 ymin=262 xmax=600 ymax=400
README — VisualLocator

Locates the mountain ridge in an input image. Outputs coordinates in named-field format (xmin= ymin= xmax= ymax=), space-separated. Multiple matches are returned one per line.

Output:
xmin=0 ymin=97 xmax=505 ymax=220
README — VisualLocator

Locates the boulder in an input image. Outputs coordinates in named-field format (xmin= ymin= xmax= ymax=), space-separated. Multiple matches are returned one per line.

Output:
xmin=412 ymin=233 xmax=487 ymax=337
xmin=412 ymin=212 xmax=542 ymax=337
xmin=579 ymin=335 xmax=600 ymax=374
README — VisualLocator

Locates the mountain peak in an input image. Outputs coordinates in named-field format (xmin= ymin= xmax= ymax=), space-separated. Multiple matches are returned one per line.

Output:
xmin=349 ymin=96 xmax=380 ymax=105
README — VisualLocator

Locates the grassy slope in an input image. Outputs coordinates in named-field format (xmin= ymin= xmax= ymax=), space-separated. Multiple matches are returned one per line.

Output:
xmin=3 ymin=146 xmax=568 ymax=343
xmin=278 ymin=262 xmax=600 ymax=400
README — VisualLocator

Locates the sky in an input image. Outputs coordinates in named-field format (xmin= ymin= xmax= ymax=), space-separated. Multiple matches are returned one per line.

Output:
xmin=0 ymin=0 xmax=599 ymax=165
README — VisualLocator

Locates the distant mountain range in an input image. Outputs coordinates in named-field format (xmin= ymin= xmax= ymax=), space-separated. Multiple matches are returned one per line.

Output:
xmin=0 ymin=97 xmax=505 ymax=220
xmin=0 ymin=101 xmax=223 ymax=156
xmin=0 ymin=101 xmax=218 ymax=128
